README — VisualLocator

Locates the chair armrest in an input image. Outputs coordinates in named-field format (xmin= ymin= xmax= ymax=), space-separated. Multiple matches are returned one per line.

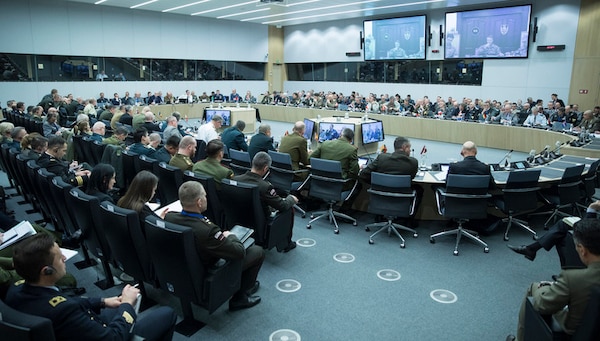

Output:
xmin=443 ymin=193 xmax=492 ymax=199
xmin=367 ymin=189 xmax=416 ymax=199
xmin=524 ymin=297 xmax=554 ymax=341
xmin=503 ymin=187 xmax=541 ymax=193
xmin=310 ymin=174 xmax=350 ymax=184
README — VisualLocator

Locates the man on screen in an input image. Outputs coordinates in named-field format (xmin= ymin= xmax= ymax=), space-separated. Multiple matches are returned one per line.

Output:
xmin=475 ymin=36 xmax=503 ymax=57
xmin=387 ymin=40 xmax=408 ymax=59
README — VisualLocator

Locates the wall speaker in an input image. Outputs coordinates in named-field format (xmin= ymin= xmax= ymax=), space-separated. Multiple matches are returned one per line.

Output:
xmin=346 ymin=52 xmax=361 ymax=57
xmin=532 ymin=17 xmax=538 ymax=43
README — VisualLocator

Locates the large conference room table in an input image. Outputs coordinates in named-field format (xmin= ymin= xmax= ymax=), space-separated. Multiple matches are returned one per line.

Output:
xmin=252 ymin=104 xmax=596 ymax=157
xmin=147 ymin=103 xmax=256 ymax=133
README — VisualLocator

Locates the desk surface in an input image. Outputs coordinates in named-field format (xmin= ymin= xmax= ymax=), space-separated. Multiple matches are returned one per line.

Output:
xmin=412 ymin=154 xmax=595 ymax=185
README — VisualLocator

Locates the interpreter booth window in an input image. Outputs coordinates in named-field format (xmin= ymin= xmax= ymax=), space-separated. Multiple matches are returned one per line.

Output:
xmin=287 ymin=60 xmax=483 ymax=86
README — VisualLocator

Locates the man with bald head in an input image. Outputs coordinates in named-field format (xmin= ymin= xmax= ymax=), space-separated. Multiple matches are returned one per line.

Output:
xmin=448 ymin=141 xmax=491 ymax=177
xmin=278 ymin=121 xmax=310 ymax=180
xmin=574 ymin=110 xmax=600 ymax=133
xmin=169 ymin=135 xmax=197 ymax=171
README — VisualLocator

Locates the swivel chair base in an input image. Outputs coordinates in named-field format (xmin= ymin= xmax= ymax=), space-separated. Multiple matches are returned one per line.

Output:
xmin=306 ymin=203 xmax=357 ymax=234
xmin=430 ymin=220 xmax=489 ymax=256
xmin=293 ymin=204 xmax=306 ymax=218
xmin=503 ymin=216 xmax=538 ymax=241
xmin=531 ymin=204 xmax=581 ymax=229
xmin=366 ymin=219 xmax=417 ymax=248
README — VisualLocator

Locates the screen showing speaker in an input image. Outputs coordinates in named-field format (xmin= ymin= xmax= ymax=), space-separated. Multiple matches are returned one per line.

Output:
xmin=203 ymin=109 xmax=231 ymax=127
xmin=444 ymin=4 xmax=532 ymax=59
xmin=318 ymin=123 xmax=355 ymax=143
xmin=363 ymin=15 xmax=426 ymax=61
xmin=361 ymin=121 xmax=385 ymax=145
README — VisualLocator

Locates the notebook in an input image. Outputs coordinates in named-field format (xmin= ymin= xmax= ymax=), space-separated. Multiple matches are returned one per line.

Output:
xmin=229 ymin=225 xmax=254 ymax=245
xmin=0 ymin=221 xmax=37 ymax=250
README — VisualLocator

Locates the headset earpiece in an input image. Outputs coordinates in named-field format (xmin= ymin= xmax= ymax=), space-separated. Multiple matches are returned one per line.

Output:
xmin=43 ymin=266 xmax=55 ymax=275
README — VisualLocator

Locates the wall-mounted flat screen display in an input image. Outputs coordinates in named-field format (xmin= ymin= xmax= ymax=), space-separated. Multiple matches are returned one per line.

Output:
xmin=303 ymin=118 xmax=315 ymax=140
xmin=203 ymin=109 xmax=231 ymax=127
xmin=318 ymin=123 xmax=355 ymax=144
xmin=361 ymin=121 xmax=385 ymax=144
xmin=445 ymin=4 xmax=532 ymax=59
xmin=363 ymin=15 xmax=426 ymax=61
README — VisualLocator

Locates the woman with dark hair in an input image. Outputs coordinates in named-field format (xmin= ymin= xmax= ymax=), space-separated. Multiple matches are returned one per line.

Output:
xmin=117 ymin=170 xmax=167 ymax=226
xmin=86 ymin=163 xmax=116 ymax=203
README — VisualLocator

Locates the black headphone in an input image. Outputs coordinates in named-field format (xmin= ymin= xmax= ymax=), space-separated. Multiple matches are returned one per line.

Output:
xmin=43 ymin=266 xmax=55 ymax=275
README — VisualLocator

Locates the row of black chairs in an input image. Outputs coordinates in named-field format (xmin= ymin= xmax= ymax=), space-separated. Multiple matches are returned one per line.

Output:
xmin=3 ymin=111 xmax=43 ymax=135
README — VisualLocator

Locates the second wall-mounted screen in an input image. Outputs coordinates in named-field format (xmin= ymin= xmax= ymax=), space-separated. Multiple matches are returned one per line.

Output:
xmin=445 ymin=4 xmax=532 ymax=59
xmin=364 ymin=15 xmax=426 ymax=61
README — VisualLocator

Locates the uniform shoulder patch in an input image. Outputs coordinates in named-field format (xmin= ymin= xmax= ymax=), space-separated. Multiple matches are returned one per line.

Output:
xmin=49 ymin=295 xmax=67 ymax=307
xmin=14 ymin=279 xmax=24 ymax=286
xmin=269 ymin=188 xmax=277 ymax=196
xmin=122 ymin=311 xmax=134 ymax=324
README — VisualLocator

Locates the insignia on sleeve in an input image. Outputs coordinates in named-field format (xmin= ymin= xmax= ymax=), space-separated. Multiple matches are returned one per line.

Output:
xmin=122 ymin=311 xmax=134 ymax=324
xmin=14 ymin=279 xmax=24 ymax=286
xmin=214 ymin=231 xmax=225 ymax=241
xmin=49 ymin=296 xmax=67 ymax=307
xmin=269 ymin=188 xmax=277 ymax=196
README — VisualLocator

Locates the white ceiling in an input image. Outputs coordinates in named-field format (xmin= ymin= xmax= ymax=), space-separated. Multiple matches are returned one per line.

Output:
xmin=66 ymin=0 xmax=522 ymax=27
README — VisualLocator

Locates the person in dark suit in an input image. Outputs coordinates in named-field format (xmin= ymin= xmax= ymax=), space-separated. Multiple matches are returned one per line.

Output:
xmin=508 ymin=200 xmax=600 ymax=262
xmin=5 ymin=233 xmax=177 ymax=341
xmin=37 ymin=136 xmax=90 ymax=187
xmin=165 ymin=181 xmax=265 ymax=311
xmin=506 ymin=218 xmax=600 ymax=341
xmin=221 ymin=120 xmax=248 ymax=152
xmin=360 ymin=136 xmax=418 ymax=182
xmin=448 ymin=140 xmax=491 ymax=177
xmin=85 ymin=163 xmax=117 ymax=204
xmin=233 ymin=152 xmax=298 ymax=252
xmin=127 ymin=128 xmax=155 ymax=156
xmin=248 ymin=124 xmax=275 ymax=159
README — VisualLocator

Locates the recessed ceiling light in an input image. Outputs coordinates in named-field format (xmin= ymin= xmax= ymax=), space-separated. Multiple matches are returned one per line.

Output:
xmin=218 ymin=8 xmax=270 ymax=19
xmin=191 ymin=0 xmax=259 ymax=15
xmin=243 ymin=0 xmax=380 ymax=21
xmin=94 ymin=0 xmax=107 ymax=4
xmin=162 ymin=0 xmax=211 ymax=13
xmin=130 ymin=0 xmax=158 ymax=9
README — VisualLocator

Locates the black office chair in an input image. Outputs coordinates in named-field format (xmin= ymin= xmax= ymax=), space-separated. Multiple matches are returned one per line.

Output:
xmin=88 ymin=140 xmax=107 ymax=166
xmin=154 ymin=162 xmax=183 ymax=206
xmin=67 ymin=188 xmax=115 ymax=289
xmin=26 ymin=160 xmax=51 ymax=223
xmin=71 ymin=135 xmax=86 ymax=163
xmin=365 ymin=173 xmax=418 ymax=248
xmin=192 ymin=139 xmax=207 ymax=162
xmin=228 ymin=149 xmax=251 ymax=176
xmin=0 ymin=298 xmax=56 ymax=341
xmin=35 ymin=168 xmax=64 ymax=232
xmin=4 ymin=146 xmax=21 ymax=195
xmin=14 ymin=153 xmax=39 ymax=209
xmin=80 ymin=137 xmax=97 ymax=166
xmin=267 ymin=150 xmax=309 ymax=218
xmin=537 ymin=164 xmax=585 ymax=228
xmin=121 ymin=150 xmax=139 ymax=190
xmin=305 ymin=158 xmax=358 ymax=234
xmin=494 ymin=169 xmax=542 ymax=241
xmin=144 ymin=216 xmax=242 ymax=336
xmin=183 ymin=171 xmax=224 ymax=227
xmin=93 ymin=202 xmax=156 ymax=297
xmin=134 ymin=154 xmax=157 ymax=174
xmin=577 ymin=159 xmax=600 ymax=210
xmin=220 ymin=179 xmax=294 ymax=251
xmin=0 ymin=144 xmax=16 ymax=189
xmin=524 ymin=285 xmax=600 ymax=341
xmin=430 ymin=174 xmax=491 ymax=256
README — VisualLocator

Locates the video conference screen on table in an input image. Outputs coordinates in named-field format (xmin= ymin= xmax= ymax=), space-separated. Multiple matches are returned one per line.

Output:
xmin=303 ymin=118 xmax=315 ymax=140
xmin=444 ymin=4 xmax=532 ymax=59
xmin=363 ymin=15 xmax=426 ymax=61
xmin=361 ymin=121 xmax=385 ymax=145
xmin=203 ymin=109 xmax=231 ymax=127
xmin=318 ymin=123 xmax=355 ymax=144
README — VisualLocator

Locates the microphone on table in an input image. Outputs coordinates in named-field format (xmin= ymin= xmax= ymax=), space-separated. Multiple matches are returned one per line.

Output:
xmin=542 ymin=145 xmax=551 ymax=159
xmin=497 ymin=149 xmax=514 ymax=169
xmin=527 ymin=149 xmax=536 ymax=163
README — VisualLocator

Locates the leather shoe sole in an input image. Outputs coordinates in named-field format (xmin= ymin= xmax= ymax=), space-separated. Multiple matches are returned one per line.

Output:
xmin=246 ymin=281 xmax=260 ymax=296
xmin=229 ymin=295 xmax=261 ymax=311
xmin=507 ymin=244 xmax=536 ymax=261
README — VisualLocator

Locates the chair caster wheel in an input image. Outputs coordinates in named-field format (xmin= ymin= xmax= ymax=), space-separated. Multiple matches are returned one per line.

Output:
xmin=306 ymin=224 xmax=311 ymax=229
xmin=533 ymin=234 xmax=538 ymax=240
xmin=503 ymin=235 xmax=509 ymax=241
xmin=310 ymin=215 xmax=315 ymax=219
xmin=369 ymin=239 xmax=374 ymax=244
xmin=301 ymin=214 xmax=306 ymax=218
xmin=484 ymin=247 xmax=490 ymax=253
xmin=400 ymin=243 xmax=405 ymax=249
xmin=453 ymin=250 xmax=459 ymax=256
xmin=413 ymin=233 xmax=418 ymax=238
xmin=365 ymin=227 xmax=370 ymax=232
xmin=334 ymin=229 xmax=339 ymax=234
xmin=352 ymin=221 xmax=357 ymax=226
xmin=429 ymin=237 xmax=435 ymax=244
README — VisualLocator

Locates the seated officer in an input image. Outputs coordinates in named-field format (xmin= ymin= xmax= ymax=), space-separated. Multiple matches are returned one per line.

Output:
xmin=169 ymin=135 xmax=196 ymax=171
xmin=37 ymin=136 xmax=90 ymax=187
xmin=5 ymin=233 xmax=177 ymax=340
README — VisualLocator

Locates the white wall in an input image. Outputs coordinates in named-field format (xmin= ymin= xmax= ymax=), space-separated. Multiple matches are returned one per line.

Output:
xmin=283 ymin=0 xmax=581 ymax=103
xmin=0 ymin=0 xmax=269 ymax=105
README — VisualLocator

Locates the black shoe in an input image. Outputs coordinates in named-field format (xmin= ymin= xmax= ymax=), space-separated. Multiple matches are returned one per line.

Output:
xmin=507 ymin=244 xmax=536 ymax=261
xmin=246 ymin=281 xmax=260 ymax=296
xmin=283 ymin=241 xmax=297 ymax=253
xmin=229 ymin=295 xmax=261 ymax=311
xmin=506 ymin=335 xmax=516 ymax=341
